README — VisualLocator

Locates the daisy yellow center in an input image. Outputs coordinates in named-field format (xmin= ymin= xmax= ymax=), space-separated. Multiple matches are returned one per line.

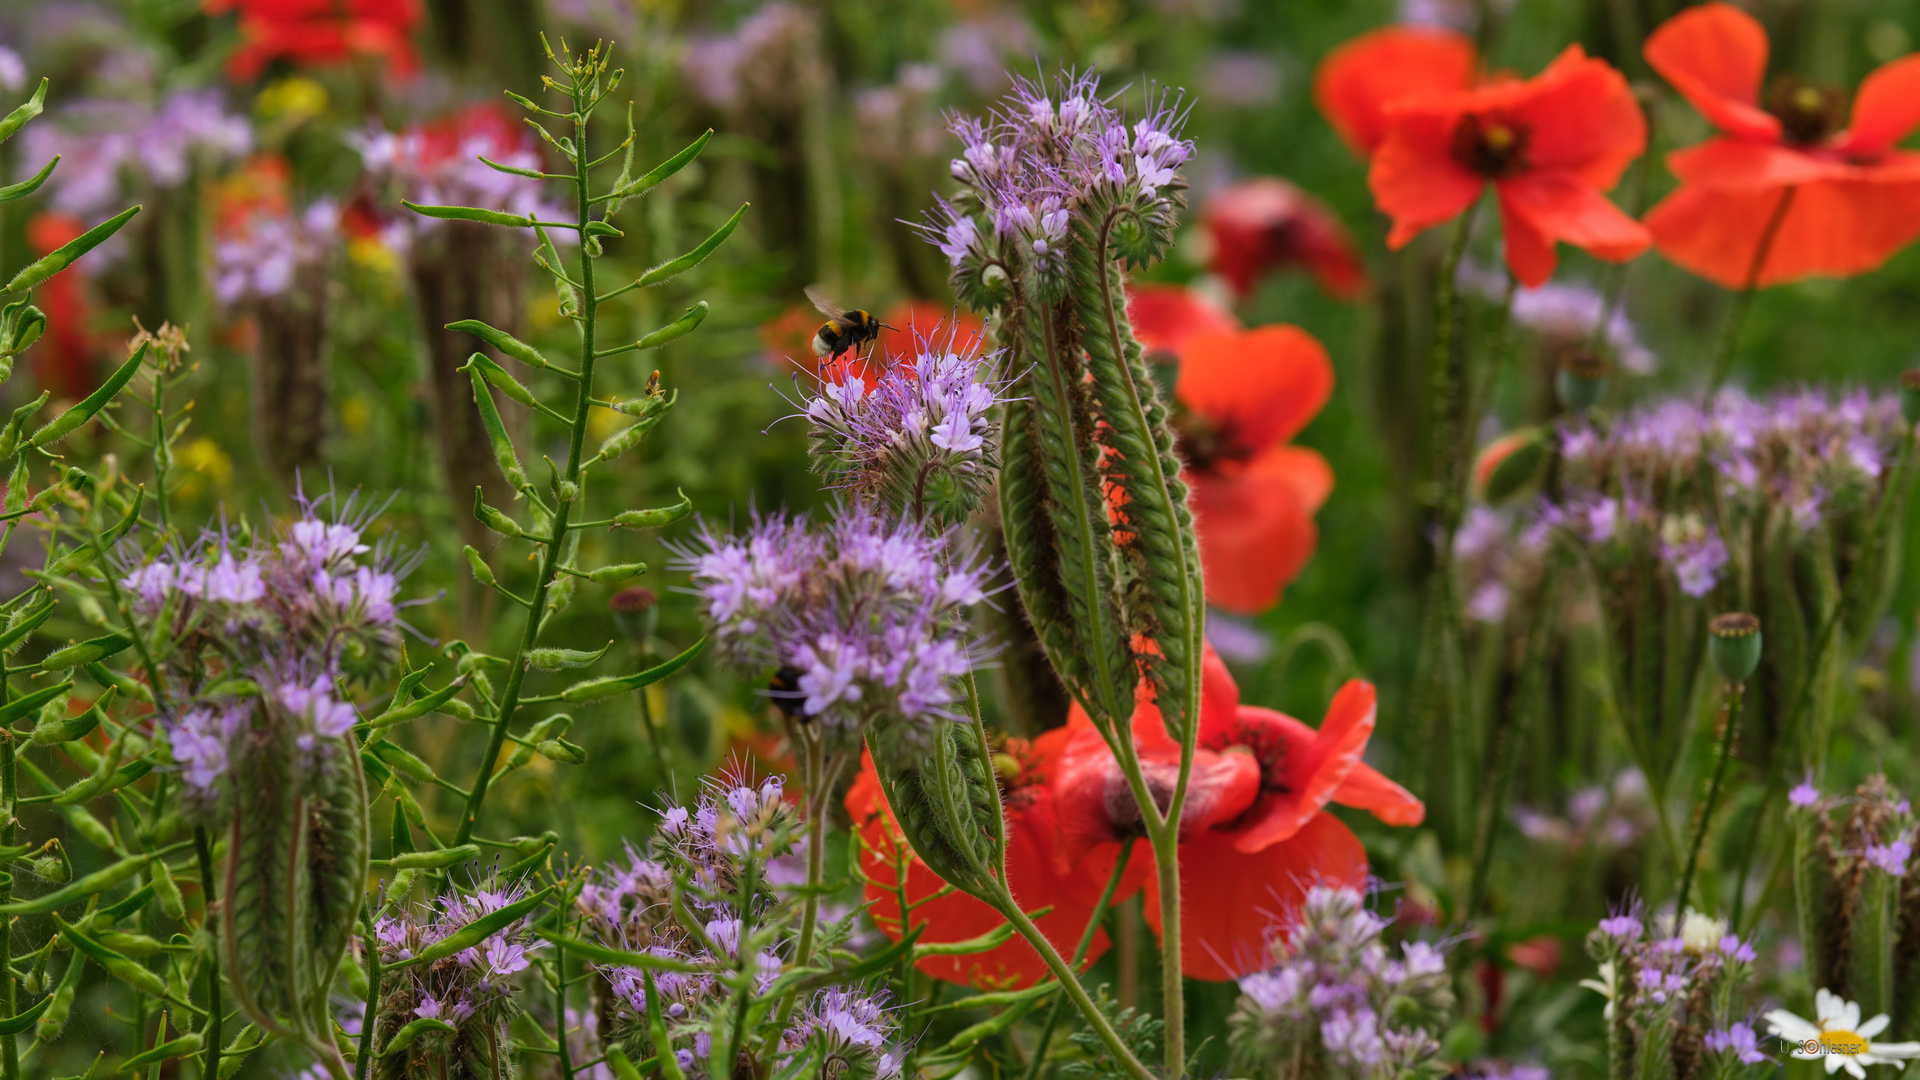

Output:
xmin=1822 ymin=1029 xmax=1869 ymax=1055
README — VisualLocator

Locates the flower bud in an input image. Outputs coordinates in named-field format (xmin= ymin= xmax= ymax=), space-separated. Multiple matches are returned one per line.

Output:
xmin=1556 ymin=347 xmax=1610 ymax=413
xmin=1900 ymin=370 xmax=1920 ymax=425
xmin=609 ymin=586 xmax=659 ymax=643
xmin=1708 ymin=612 xmax=1762 ymax=682
xmin=1474 ymin=428 xmax=1549 ymax=504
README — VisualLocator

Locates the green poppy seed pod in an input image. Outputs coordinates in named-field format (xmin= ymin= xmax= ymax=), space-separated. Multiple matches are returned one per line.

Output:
xmin=609 ymin=587 xmax=659 ymax=643
xmin=1555 ymin=347 xmax=1610 ymax=413
xmin=1709 ymin=612 xmax=1763 ymax=683
xmin=1900 ymin=370 xmax=1920 ymax=425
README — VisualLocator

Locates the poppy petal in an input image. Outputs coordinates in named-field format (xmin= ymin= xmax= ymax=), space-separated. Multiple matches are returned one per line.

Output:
xmin=1190 ymin=467 xmax=1319 ymax=616
xmin=1143 ymin=814 xmax=1370 ymax=981
xmin=1511 ymin=46 xmax=1647 ymax=190
xmin=1249 ymin=444 xmax=1335 ymax=515
xmin=1229 ymin=680 xmax=1378 ymax=853
xmin=1496 ymin=171 xmax=1652 ymax=287
xmin=1665 ymin=138 xmax=1851 ymax=191
xmin=1202 ymin=177 xmax=1371 ymax=300
xmin=1126 ymin=284 xmax=1241 ymax=360
xmin=1175 ymin=325 xmax=1334 ymax=451
xmin=1646 ymin=173 xmax=1920 ymax=287
xmin=1314 ymin=26 xmax=1479 ymax=156
xmin=1333 ymin=762 xmax=1428 ymax=826
xmin=1643 ymin=2 xmax=1782 ymax=141
xmin=1839 ymin=55 xmax=1920 ymax=159
xmin=1370 ymin=106 xmax=1486 ymax=249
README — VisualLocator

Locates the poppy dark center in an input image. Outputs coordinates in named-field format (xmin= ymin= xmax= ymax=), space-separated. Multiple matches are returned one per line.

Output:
xmin=1452 ymin=112 xmax=1532 ymax=178
xmin=1766 ymin=76 xmax=1846 ymax=145
xmin=1171 ymin=408 xmax=1252 ymax=472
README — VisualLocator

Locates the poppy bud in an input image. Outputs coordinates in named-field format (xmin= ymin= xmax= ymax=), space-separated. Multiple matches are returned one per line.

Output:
xmin=1708 ymin=612 xmax=1762 ymax=683
xmin=1556 ymin=348 xmax=1610 ymax=413
xmin=1899 ymin=370 xmax=1920 ymax=425
xmin=1474 ymin=428 xmax=1549 ymax=504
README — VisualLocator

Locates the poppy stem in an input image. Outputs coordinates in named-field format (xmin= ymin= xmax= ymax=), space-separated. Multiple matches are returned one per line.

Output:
xmin=1703 ymin=186 xmax=1796 ymax=401
xmin=990 ymin=889 xmax=1155 ymax=1080
xmin=1019 ymin=837 xmax=1137 ymax=1080
xmin=1675 ymin=681 xmax=1743 ymax=921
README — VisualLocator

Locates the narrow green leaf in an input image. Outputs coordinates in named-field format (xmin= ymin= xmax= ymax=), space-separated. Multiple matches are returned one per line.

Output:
xmin=5 ymin=206 xmax=141 ymax=296
xmin=378 ymin=1017 xmax=455 ymax=1055
xmin=0 ymin=157 xmax=58 ymax=204
xmin=0 ymin=680 xmax=69 ymax=727
xmin=534 ymin=929 xmax=702 ymax=972
xmin=557 ymin=637 xmax=707 ymax=704
xmin=913 ymin=922 xmax=1016 ymax=957
xmin=404 ymin=887 xmax=551 ymax=968
xmin=401 ymin=201 xmax=531 ymax=228
xmin=0 ymin=79 xmax=47 ymax=146
xmin=477 ymin=154 xmax=548 ymax=179
xmin=121 ymin=1033 xmax=202 ymax=1070
xmin=29 ymin=340 xmax=148 ymax=446
xmin=634 ymin=203 xmax=747 ymax=288
xmin=0 ymin=995 xmax=50 ymax=1035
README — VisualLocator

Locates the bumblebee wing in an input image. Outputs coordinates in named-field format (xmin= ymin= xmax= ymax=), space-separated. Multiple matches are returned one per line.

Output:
xmin=804 ymin=283 xmax=848 ymax=321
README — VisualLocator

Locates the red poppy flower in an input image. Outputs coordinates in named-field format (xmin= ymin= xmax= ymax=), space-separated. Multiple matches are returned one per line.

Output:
xmin=1202 ymin=178 xmax=1370 ymax=301
xmin=24 ymin=213 xmax=102 ymax=402
xmin=1053 ymin=644 xmax=1424 ymax=981
xmin=1125 ymin=284 xmax=1241 ymax=362
xmin=1315 ymin=26 xmax=1479 ymax=157
xmin=1641 ymin=3 xmax=1920 ymax=287
xmin=847 ymin=735 xmax=1137 ymax=989
xmin=1172 ymin=326 xmax=1335 ymax=615
xmin=1367 ymin=47 xmax=1651 ymax=287
xmin=210 ymin=0 xmax=421 ymax=83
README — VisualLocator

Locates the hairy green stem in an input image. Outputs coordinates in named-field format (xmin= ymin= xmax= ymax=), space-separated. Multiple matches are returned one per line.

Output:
xmin=352 ymin=907 xmax=379 ymax=1080
xmin=198 ymin=827 xmax=223 ymax=1080
xmin=1703 ymin=186 xmax=1795 ymax=400
xmin=1469 ymin=553 xmax=1561 ymax=914
xmin=1021 ymin=838 xmax=1137 ymax=1080
xmin=1676 ymin=683 xmax=1743 ymax=920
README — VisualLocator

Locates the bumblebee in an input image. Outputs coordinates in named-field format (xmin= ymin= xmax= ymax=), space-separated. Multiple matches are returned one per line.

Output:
xmin=768 ymin=664 xmax=809 ymax=721
xmin=806 ymin=284 xmax=891 ymax=370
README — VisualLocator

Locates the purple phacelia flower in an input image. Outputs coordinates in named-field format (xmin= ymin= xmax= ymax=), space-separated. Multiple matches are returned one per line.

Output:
xmin=1705 ymin=1022 xmax=1768 ymax=1065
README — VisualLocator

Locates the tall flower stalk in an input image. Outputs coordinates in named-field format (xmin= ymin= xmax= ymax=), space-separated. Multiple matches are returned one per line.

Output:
xmin=932 ymin=70 xmax=1204 ymax=1075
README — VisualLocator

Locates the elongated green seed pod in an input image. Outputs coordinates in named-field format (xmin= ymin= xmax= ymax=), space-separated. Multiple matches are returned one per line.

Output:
xmin=222 ymin=708 xmax=301 ymax=1025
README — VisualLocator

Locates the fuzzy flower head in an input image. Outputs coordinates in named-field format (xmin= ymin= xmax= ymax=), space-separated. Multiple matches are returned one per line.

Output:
xmin=372 ymin=871 xmax=538 ymax=1062
xmin=795 ymin=322 xmax=1016 ymax=525
xmin=929 ymin=70 xmax=1194 ymax=305
xmin=677 ymin=506 xmax=989 ymax=761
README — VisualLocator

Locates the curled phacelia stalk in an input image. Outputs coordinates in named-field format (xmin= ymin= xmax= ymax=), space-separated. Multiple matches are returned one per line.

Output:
xmin=573 ymin=778 xmax=904 ymax=1078
xmin=1227 ymin=885 xmax=1454 ymax=1080
xmin=674 ymin=505 xmax=989 ymax=765
xmin=795 ymin=322 xmax=1016 ymax=526
xmin=370 ymin=874 xmax=538 ymax=1080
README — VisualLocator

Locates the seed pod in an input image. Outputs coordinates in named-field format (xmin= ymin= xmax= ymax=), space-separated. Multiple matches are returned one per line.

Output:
xmin=390 ymin=844 xmax=482 ymax=871
xmin=537 ymin=739 xmax=586 ymax=765
xmin=611 ymin=491 xmax=692 ymax=529
xmin=464 ymin=545 xmax=497 ymax=587
xmin=1474 ymin=428 xmax=1550 ymax=505
xmin=473 ymin=491 xmax=524 ymax=539
xmin=1708 ymin=613 xmax=1763 ymax=683
xmin=34 ymin=953 xmax=82 ymax=1042
xmin=1555 ymin=347 xmax=1611 ymax=413
xmin=587 ymin=561 xmax=646 ymax=584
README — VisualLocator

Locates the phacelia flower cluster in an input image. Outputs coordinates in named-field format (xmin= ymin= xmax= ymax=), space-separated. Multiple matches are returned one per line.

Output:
xmin=1459 ymin=261 xmax=1657 ymax=375
xmin=370 ymin=874 xmax=538 ymax=1074
xmin=212 ymin=199 xmax=342 ymax=305
xmin=356 ymin=103 xmax=570 ymax=249
xmin=20 ymin=89 xmax=251 ymax=220
xmin=576 ymin=779 xmax=902 ymax=1078
xmin=1512 ymin=767 xmax=1655 ymax=853
xmin=1228 ymin=885 xmax=1454 ymax=1080
xmin=677 ymin=506 xmax=989 ymax=761
xmin=122 ymin=494 xmax=419 ymax=804
xmin=1583 ymin=903 xmax=1766 ymax=1076
xmin=797 ymin=323 xmax=1015 ymax=524
xmin=929 ymin=69 xmax=1194 ymax=301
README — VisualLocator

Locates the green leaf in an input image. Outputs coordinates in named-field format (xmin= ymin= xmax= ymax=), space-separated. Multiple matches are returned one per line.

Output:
xmin=29 ymin=340 xmax=148 ymax=445
xmin=557 ymin=636 xmax=707 ymax=703
xmin=913 ymin=922 xmax=1016 ymax=957
xmin=401 ymin=201 xmax=531 ymax=228
xmin=634 ymin=202 xmax=747 ymax=288
xmin=0 ymin=680 xmax=70 ymax=727
xmin=378 ymin=1017 xmax=455 ymax=1055
xmin=633 ymin=302 xmax=709 ymax=351
xmin=446 ymin=319 xmax=556 ymax=371
xmin=51 ymin=914 xmax=168 ymax=996
xmin=0 ymin=995 xmax=50 ymax=1035
xmin=616 ymin=129 xmax=711 ymax=204
xmin=40 ymin=631 xmax=133 ymax=671
xmin=0 ymin=79 xmax=47 ymax=146
xmin=120 ymin=1033 xmax=202 ymax=1070
xmin=0 ymin=156 xmax=58 ymax=205
xmin=534 ymin=929 xmax=703 ymax=973
xmin=611 ymin=490 xmax=692 ymax=529
xmin=367 ymin=741 xmax=436 ymax=783
xmin=400 ymin=887 xmax=551 ymax=969
xmin=5 ymin=206 xmax=140 ymax=296
xmin=361 ymin=678 xmax=466 ymax=731
xmin=528 ymin=641 xmax=612 ymax=671
xmin=460 ymin=353 xmax=538 ymax=407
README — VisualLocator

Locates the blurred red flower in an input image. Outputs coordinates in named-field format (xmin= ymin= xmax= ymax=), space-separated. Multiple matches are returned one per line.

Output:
xmin=1203 ymin=178 xmax=1369 ymax=301
xmin=1173 ymin=325 xmax=1335 ymax=615
xmin=1367 ymin=46 xmax=1651 ymax=286
xmin=1126 ymin=284 xmax=1240 ymax=361
xmin=1315 ymin=26 xmax=1479 ymax=157
xmin=212 ymin=153 xmax=294 ymax=238
xmin=24 ymin=212 xmax=103 ymax=401
xmin=1052 ymin=644 xmax=1423 ymax=981
xmin=1642 ymin=2 xmax=1920 ymax=287
xmin=210 ymin=0 xmax=421 ymax=83
xmin=847 ymin=736 xmax=1135 ymax=989
xmin=877 ymin=299 xmax=985 ymax=363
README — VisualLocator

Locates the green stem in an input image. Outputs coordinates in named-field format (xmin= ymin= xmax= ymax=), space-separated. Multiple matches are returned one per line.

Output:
xmin=453 ymin=72 xmax=602 ymax=850
xmin=197 ymin=827 xmax=223 ymax=1080
xmin=1676 ymin=682 xmax=1743 ymax=919
xmin=1468 ymin=553 xmax=1561 ymax=914
xmin=553 ymin=921 xmax=573 ymax=1080
xmin=1703 ymin=186 xmax=1796 ymax=400
xmin=1 ymin=724 xmax=14 ymax=1080
xmin=989 ymin=893 xmax=1154 ymax=1080
xmin=352 ymin=907 xmax=379 ymax=1080
xmin=1021 ymin=838 xmax=1136 ymax=1080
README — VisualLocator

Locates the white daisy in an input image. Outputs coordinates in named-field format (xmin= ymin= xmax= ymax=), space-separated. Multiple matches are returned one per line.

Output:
xmin=1764 ymin=989 xmax=1920 ymax=1077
